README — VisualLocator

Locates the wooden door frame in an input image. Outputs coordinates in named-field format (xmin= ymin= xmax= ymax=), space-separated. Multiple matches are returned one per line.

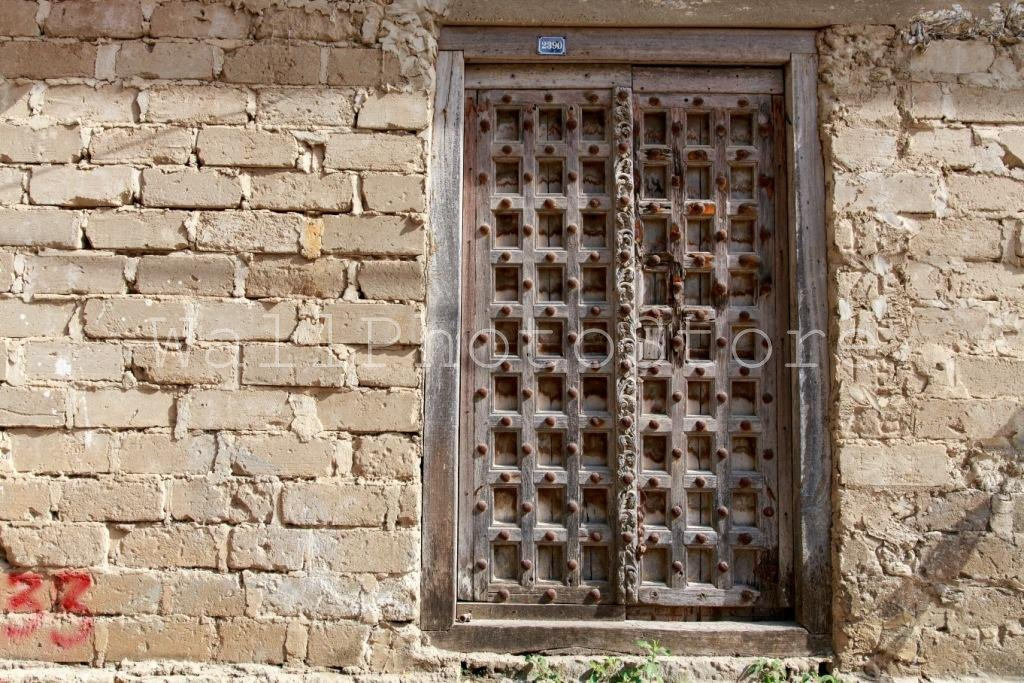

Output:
xmin=422 ymin=28 xmax=831 ymax=654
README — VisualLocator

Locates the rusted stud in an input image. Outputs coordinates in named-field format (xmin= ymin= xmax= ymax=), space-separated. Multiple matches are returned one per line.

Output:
xmin=499 ymin=198 xmax=512 ymax=209
xmin=694 ymin=476 xmax=706 ymax=488
xmin=585 ymin=92 xmax=599 ymax=103
xmin=621 ymin=472 xmax=635 ymax=485
xmin=739 ymin=532 xmax=753 ymax=545
xmin=714 ymin=228 xmax=728 ymax=242
xmin=502 ymin=144 xmax=513 ymax=154
xmin=739 ymin=476 xmax=752 ymax=488
xmin=717 ymin=560 xmax=729 ymax=572
xmin=715 ymin=124 xmax=727 ymax=137
xmin=477 ymin=332 xmax=490 ymax=344
xmin=544 ymin=416 xmax=556 ymax=427
xmin=522 ymin=278 xmax=533 ymax=290
xmin=521 ymin=502 xmax=534 ymax=514
xmin=590 ymin=416 xmax=604 ymax=427
xmin=497 ymin=588 xmax=510 ymax=601
xmin=717 ymin=505 xmax=729 ymax=518
xmin=671 ymin=505 xmax=683 ymax=518
xmin=671 ymin=121 xmax=682 ymax=135
xmin=740 ymin=420 xmax=752 ymax=431
xmin=480 ymin=119 xmax=491 ymax=132
xmin=716 ymin=447 xmax=729 ymax=460
xmin=587 ymin=588 xmax=602 ymax=602
xmin=739 ymin=253 xmax=761 ymax=267
xmin=621 ymin=531 xmax=634 ymax=543
xmin=566 ymin=223 xmax=578 ymax=236
xmin=566 ymin=442 xmax=579 ymax=456
xmin=671 ymin=448 xmax=683 ymax=460
xmin=521 ymin=558 xmax=534 ymax=570
xmin=523 ymin=172 xmax=533 ymax=183
xmin=543 ymin=472 xmax=557 ymax=485
xmin=475 ymin=500 xmax=488 ymax=512
xmin=500 ymin=416 xmax=513 ymax=427
xmin=648 ymin=419 xmax=659 ymax=430
xmin=501 ymin=94 xmax=512 ymax=104
xmin=695 ymin=533 xmax=708 ymax=544
xmin=476 ymin=443 xmax=488 ymax=455
xmin=543 ymin=252 xmax=556 ymax=264
xmin=716 ymin=391 xmax=728 ymax=404
xmin=736 ymin=149 xmax=749 ymax=160
xmin=648 ymin=365 xmax=659 ymax=375
xmin=716 ymin=336 xmax=728 ymax=348
xmin=497 ymin=529 xmax=511 ymax=541
xmin=716 ymin=174 xmax=728 ymax=191
xmin=648 ymin=533 xmax=660 ymax=545
xmin=694 ymin=366 xmax=705 ymax=377
xmin=648 ymin=96 xmax=660 ymax=106
xmin=692 ymin=254 xmax=705 ymax=268
xmin=476 ymin=387 xmax=488 ymax=399
xmin=523 ymin=118 xmax=534 ymax=132
xmin=500 ymin=361 xmax=512 ymax=371
xmin=617 ymin=142 xmax=629 ymax=155
xmin=544 ymin=305 xmax=556 ymax=317
xmin=693 ymin=96 xmax=704 ymax=106
xmin=739 ymin=310 xmax=751 ymax=321
xmin=499 ymin=251 xmax=511 ymax=262
xmin=567 ymin=117 xmax=577 ymax=131
xmin=672 ymin=391 xmax=683 ymax=403
xmin=567 ymin=500 xmax=580 ymax=514
xmin=712 ymin=280 xmax=728 ymax=296
xmin=763 ymin=506 xmax=775 ymax=517
xmin=648 ymin=477 xmax=659 ymax=489
xmin=671 ymin=279 xmax=683 ymax=294
xmin=671 ymin=336 xmax=684 ymax=351
xmin=694 ymin=310 xmax=706 ymax=321
xmin=499 ymin=471 xmax=512 ymax=482
xmin=619 ymin=303 xmax=632 ymax=316
xmin=478 ymin=172 xmax=488 ymax=184
xmin=541 ymin=199 xmax=556 ymax=211
xmin=543 ymin=145 xmax=554 ymax=155
xmin=762 ymin=392 xmax=774 ymax=404
xmin=521 ymin=443 xmax=533 ymax=455
xmin=589 ymin=472 xmax=601 ymax=484
xmin=522 ymin=388 xmax=534 ymax=400
xmin=479 ymin=224 xmax=490 ymax=236
xmin=543 ymin=93 xmax=553 ymax=102
xmin=589 ymin=530 xmax=603 ymax=542
xmin=476 ymin=558 xmax=488 ymax=570
xmin=499 ymin=305 xmax=512 ymax=315
xmin=567 ymin=387 xmax=579 ymax=399
xmin=544 ymin=588 xmax=557 ymax=601
xmin=672 ymin=560 xmax=684 ymax=573
xmin=738 ymin=97 xmax=749 ymax=108
xmin=567 ymin=558 xmax=580 ymax=571
xmin=741 ymin=589 xmax=755 ymax=602
xmin=620 ymin=415 xmax=633 ymax=428
xmin=763 ymin=448 xmax=774 ymax=461
xmin=758 ymin=123 xmax=771 ymax=138
xmin=589 ymin=198 xmax=601 ymax=208
xmin=740 ymin=366 xmax=750 ymax=377
xmin=522 ymin=224 xmax=533 ymax=236
xmin=544 ymin=530 xmax=556 ymax=542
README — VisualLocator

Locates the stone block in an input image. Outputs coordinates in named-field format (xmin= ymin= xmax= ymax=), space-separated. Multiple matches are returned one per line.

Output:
xmin=358 ymin=260 xmax=424 ymax=301
xmin=914 ymin=398 xmax=1020 ymax=440
xmin=316 ymin=389 xmax=420 ymax=432
xmin=228 ymin=526 xmax=308 ymax=571
xmin=906 ymin=127 xmax=976 ymax=168
xmin=85 ymin=210 xmax=190 ymax=250
xmin=57 ymin=479 xmax=164 ymax=522
xmin=0 ymin=524 xmax=107 ymax=567
xmin=948 ymin=174 xmax=1024 ymax=213
xmin=89 ymin=127 xmax=194 ymax=165
xmin=197 ymin=127 xmax=298 ymax=168
xmin=241 ymin=344 xmax=347 ymax=388
xmin=0 ymin=41 xmax=96 ymax=79
xmin=83 ymin=298 xmax=191 ymax=340
xmin=308 ymin=529 xmax=416 ymax=573
xmin=0 ymin=0 xmax=40 ymax=36
xmin=195 ymin=210 xmax=309 ymax=253
xmin=256 ymin=7 xmax=356 ymax=41
xmin=0 ymin=208 xmax=81 ymax=248
xmin=910 ymin=40 xmax=995 ymax=75
xmin=164 ymin=571 xmax=245 ymax=616
xmin=321 ymin=214 xmax=423 ymax=256
xmin=353 ymin=434 xmax=418 ymax=481
xmin=115 ymin=41 xmax=217 ymax=80
xmin=357 ymin=93 xmax=429 ymax=130
xmin=256 ymin=87 xmax=355 ymax=126
xmin=0 ymin=123 xmax=82 ymax=163
xmin=44 ymin=85 xmax=138 ymax=123
xmin=0 ymin=386 xmax=66 ymax=427
xmin=355 ymin=346 xmax=419 ymax=388
xmin=957 ymin=356 xmax=1024 ymax=398
xmin=195 ymin=300 xmax=298 ymax=341
xmin=170 ymin=479 xmax=273 ymax=524
xmin=24 ymin=341 xmax=125 ymax=381
xmin=44 ymin=0 xmax=144 ymax=38
xmin=30 ymin=166 xmax=135 ymax=208
xmin=134 ymin=254 xmax=236 ymax=296
xmin=0 ymin=167 xmax=24 ymax=204
xmin=104 ymin=617 xmax=218 ymax=661
xmin=118 ymin=432 xmax=216 ymax=474
xmin=131 ymin=344 xmax=237 ymax=386
xmin=0 ymin=81 xmax=33 ymax=119
xmin=243 ymin=571 xmax=360 ymax=618
xmin=0 ymin=298 xmax=76 ymax=337
xmin=361 ymin=173 xmax=425 ymax=213
xmin=249 ymin=171 xmax=352 ymax=212
xmin=86 ymin=570 xmax=162 ymax=615
xmin=325 ymin=133 xmax=423 ymax=172
xmin=306 ymin=621 xmax=368 ymax=667
xmin=117 ymin=525 xmax=223 ymax=569
xmin=187 ymin=389 xmax=292 ymax=430
xmin=144 ymin=85 xmax=249 ymax=125
xmin=0 ymin=252 xmax=12 ymax=291
xmin=326 ymin=47 xmax=398 ymax=87
xmin=911 ymin=84 xmax=1024 ymax=123
xmin=150 ymin=1 xmax=253 ymax=39
xmin=320 ymin=302 xmax=422 ymax=344
xmin=73 ymin=388 xmax=174 ymax=428
xmin=23 ymin=253 xmax=127 ymax=294
xmin=833 ymin=171 xmax=941 ymax=214
xmin=245 ymin=256 xmax=347 ymax=298
xmin=217 ymin=619 xmax=288 ymax=664
xmin=226 ymin=433 xmax=334 ymax=478
xmin=0 ymin=480 xmax=52 ymax=521
xmin=281 ymin=482 xmax=389 ymax=527
xmin=141 ymin=168 xmax=242 ymax=209
xmin=10 ymin=429 xmax=115 ymax=474
xmin=908 ymin=218 xmax=1001 ymax=262
xmin=222 ymin=44 xmax=320 ymax=85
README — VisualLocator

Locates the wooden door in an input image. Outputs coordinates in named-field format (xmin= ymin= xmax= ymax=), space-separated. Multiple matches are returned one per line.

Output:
xmin=458 ymin=67 xmax=791 ymax=616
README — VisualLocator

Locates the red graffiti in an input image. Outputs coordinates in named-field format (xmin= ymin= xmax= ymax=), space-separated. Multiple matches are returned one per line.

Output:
xmin=3 ymin=573 xmax=45 ymax=639
xmin=2 ymin=572 xmax=94 ymax=648
xmin=50 ymin=572 xmax=93 ymax=648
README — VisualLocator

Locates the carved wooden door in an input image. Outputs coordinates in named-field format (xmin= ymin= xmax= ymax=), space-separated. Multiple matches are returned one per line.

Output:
xmin=459 ymin=68 xmax=791 ymax=617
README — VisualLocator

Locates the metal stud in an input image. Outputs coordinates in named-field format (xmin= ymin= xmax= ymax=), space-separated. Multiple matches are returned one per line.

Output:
xmin=717 ymin=561 xmax=729 ymax=572
xmin=695 ymin=420 xmax=706 ymax=431
xmin=589 ymin=530 xmax=603 ymax=542
xmin=763 ymin=449 xmax=774 ymax=461
xmin=502 ymin=144 xmax=512 ymax=154
xmin=621 ymin=472 xmax=634 ymax=485
xmin=568 ymin=500 xmax=579 ymax=514
xmin=497 ymin=588 xmax=510 ymax=601
xmin=672 ymin=391 xmax=683 ymax=403
xmin=497 ymin=529 xmax=511 ymax=541
xmin=567 ymin=442 xmax=579 ymax=455
xmin=500 ymin=361 xmax=511 ymax=371
xmin=521 ymin=443 xmax=533 ymax=455
xmin=521 ymin=558 xmax=533 ymax=570
xmin=475 ymin=500 xmax=488 ymax=512
xmin=479 ymin=224 xmax=490 ymax=235
xmin=671 ymin=505 xmax=683 ymax=518
xmin=544 ymin=472 xmax=556 ymax=483
xmin=739 ymin=532 xmax=753 ymax=545
xmin=500 ymin=305 xmax=512 ymax=315
xmin=480 ymin=119 xmax=491 ymax=132
xmin=523 ymin=223 xmax=534 ymax=235
xmin=620 ymin=416 xmax=633 ymax=428
xmin=522 ymin=278 xmax=533 ymax=290
xmin=647 ymin=477 xmax=659 ymax=489
xmin=544 ymin=416 xmax=556 ymax=427
xmin=717 ymin=505 xmax=729 ymax=517
xmin=672 ymin=560 xmax=684 ymax=573
xmin=587 ymin=588 xmax=602 ymax=602
xmin=567 ymin=558 xmax=579 ymax=570
xmin=739 ymin=311 xmax=751 ymax=321
xmin=500 ymin=471 xmax=512 ymax=482
xmin=590 ymin=416 xmax=603 ymax=427
xmin=499 ymin=198 xmax=511 ymax=209
xmin=717 ymin=447 xmax=729 ymax=460
xmin=648 ymin=419 xmax=659 ymax=430
xmin=712 ymin=280 xmax=728 ymax=296
xmin=544 ymin=530 xmax=556 ymax=541
xmin=694 ymin=366 xmax=705 ymax=377
xmin=693 ymin=96 xmax=704 ymax=106
xmin=567 ymin=277 xmax=579 ymax=289
xmin=716 ymin=391 xmax=728 ymax=403
xmin=621 ymin=531 xmax=634 ymax=543
xmin=499 ymin=251 xmax=511 ymax=262
xmin=740 ymin=420 xmax=752 ymax=431
xmin=567 ymin=387 xmax=579 ymax=399
xmin=740 ymin=366 xmax=750 ymax=376
xmin=763 ymin=506 xmax=775 ymax=517
xmin=544 ymin=588 xmax=557 ymax=601
xmin=523 ymin=172 xmax=533 ymax=183
xmin=476 ymin=387 xmax=488 ymax=398
xmin=589 ymin=472 xmax=601 ymax=484
xmin=566 ymin=223 xmax=578 ymax=234
xmin=741 ymin=589 xmax=755 ymax=602
xmin=476 ymin=558 xmax=488 ymax=570
xmin=694 ymin=476 xmax=706 ymax=488
xmin=590 ymin=305 xmax=602 ymax=316
xmin=695 ymin=533 xmax=708 ymax=544
xmin=500 ymin=416 xmax=512 ymax=427
xmin=763 ymin=392 xmax=773 ymax=403
xmin=521 ymin=502 xmax=534 ymax=513
xmin=544 ymin=305 xmax=556 ymax=316
xmin=568 ymin=171 xmax=578 ymax=182
xmin=476 ymin=443 xmax=488 ymax=455
xmin=739 ymin=476 xmax=752 ymax=488
xmin=671 ymin=448 xmax=683 ymax=460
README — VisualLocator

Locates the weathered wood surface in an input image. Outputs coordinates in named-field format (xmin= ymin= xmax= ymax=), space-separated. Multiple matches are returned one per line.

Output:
xmin=633 ymin=67 xmax=783 ymax=94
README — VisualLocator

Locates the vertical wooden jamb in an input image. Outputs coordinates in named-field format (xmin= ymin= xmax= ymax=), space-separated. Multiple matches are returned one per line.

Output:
xmin=423 ymin=49 xmax=465 ymax=631
xmin=785 ymin=52 xmax=831 ymax=636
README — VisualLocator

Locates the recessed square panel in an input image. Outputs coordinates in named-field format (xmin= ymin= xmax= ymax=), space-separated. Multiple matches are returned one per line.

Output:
xmin=686 ymin=112 xmax=710 ymax=146
xmin=730 ymin=112 xmax=754 ymax=146
xmin=687 ymin=324 xmax=712 ymax=361
xmin=539 ymin=108 xmax=564 ymax=141
xmin=643 ymin=270 xmax=669 ymax=306
xmin=493 ymin=431 xmax=519 ymax=467
xmin=732 ymin=326 xmax=759 ymax=363
xmin=496 ymin=109 xmax=521 ymax=141
xmin=730 ymin=272 xmax=757 ymax=306
xmin=537 ymin=376 xmax=565 ymax=412
xmin=538 ymin=213 xmax=564 ymax=248
xmin=639 ymin=321 xmax=666 ymax=361
xmin=642 ymin=547 xmax=669 ymax=585
xmin=687 ymin=380 xmax=712 ymax=416
xmin=492 ymin=543 xmax=520 ymax=581
xmin=583 ymin=545 xmax=609 ymax=582
xmin=494 ymin=212 xmax=521 ymax=248
xmin=643 ymin=490 xmax=668 ymax=526
xmin=731 ymin=381 xmax=757 ymax=416
xmin=730 ymin=219 xmax=754 ymax=253
xmin=537 ymin=545 xmax=564 ymax=583
xmin=581 ymin=267 xmax=609 ymax=302
xmin=732 ymin=436 xmax=757 ymax=471
xmin=582 ymin=376 xmax=609 ymax=413
xmin=493 ymin=488 xmax=518 ymax=525
xmin=730 ymin=165 xmax=756 ymax=200
xmin=582 ymin=489 xmax=609 ymax=525
xmin=493 ymin=375 xmax=520 ymax=412
xmin=582 ymin=432 xmax=610 ymax=468
xmin=687 ymin=491 xmax=714 ymax=527
xmin=684 ymin=272 xmax=711 ymax=306
xmin=581 ymin=321 xmax=610 ymax=358
xmin=581 ymin=108 xmax=607 ymax=140
xmin=495 ymin=161 xmax=520 ymax=194
xmin=537 ymin=488 xmax=565 ymax=525
xmin=642 ymin=379 xmax=668 ymax=415
xmin=686 ymin=548 xmax=714 ymax=585
xmin=494 ymin=320 xmax=520 ymax=357
xmin=494 ymin=266 xmax=520 ymax=302
xmin=687 ymin=434 xmax=712 ymax=471
xmin=582 ymin=213 xmax=608 ymax=248
xmin=685 ymin=165 xmax=711 ymax=200
xmin=642 ymin=218 xmax=668 ymax=253
xmin=538 ymin=159 xmax=564 ymax=194
xmin=643 ymin=112 xmax=667 ymax=145
xmin=733 ymin=549 xmax=758 ymax=587
xmin=642 ymin=434 xmax=668 ymax=472
xmin=581 ymin=161 xmax=607 ymax=195
xmin=537 ymin=320 xmax=564 ymax=357
xmin=538 ymin=431 xmax=564 ymax=467
xmin=643 ymin=165 xmax=668 ymax=199
xmin=733 ymin=492 xmax=757 ymax=526
xmin=686 ymin=219 xmax=712 ymax=252
xmin=537 ymin=266 xmax=564 ymax=302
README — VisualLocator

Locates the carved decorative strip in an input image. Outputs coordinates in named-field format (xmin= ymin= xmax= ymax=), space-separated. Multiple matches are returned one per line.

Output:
xmin=612 ymin=86 xmax=639 ymax=604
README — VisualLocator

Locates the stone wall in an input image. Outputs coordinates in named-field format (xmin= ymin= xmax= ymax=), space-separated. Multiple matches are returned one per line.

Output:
xmin=821 ymin=25 xmax=1024 ymax=678
xmin=0 ymin=0 xmax=1021 ymax=679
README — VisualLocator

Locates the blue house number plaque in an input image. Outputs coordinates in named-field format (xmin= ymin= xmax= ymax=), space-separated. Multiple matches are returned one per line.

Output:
xmin=537 ymin=36 xmax=567 ymax=56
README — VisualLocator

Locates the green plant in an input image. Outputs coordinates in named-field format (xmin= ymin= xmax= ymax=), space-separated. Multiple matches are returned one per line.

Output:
xmin=798 ymin=673 xmax=839 ymax=683
xmin=585 ymin=640 xmax=671 ymax=683
xmin=744 ymin=658 xmax=788 ymax=683
xmin=524 ymin=654 xmax=565 ymax=682
xmin=585 ymin=654 xmax=622 ymax=683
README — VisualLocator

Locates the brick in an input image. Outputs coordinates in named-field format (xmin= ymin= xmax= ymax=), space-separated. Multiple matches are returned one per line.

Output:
xmin=0 ymin=386 xmax=66 ymax=427
xmin=150 ymin=1 xmax=253 ymax=39
xmin=372 ymin=575 xmax=417 ymax=620
xmin=85 ymin=210 xmax=189 ymax=251
xmin=226 ymin=433 xmax=334 ymax=478
xmin=957 ymin=356 xmax=1024 ymax=398
xmin=358 ymin=260 xmax=424 ymax=301
xmin=245 ymin=256 xmax=347 ymax=298
xmin=0 ymin=81 xmax=33 ymax=119
xmin=218 ymin=619 xmax=288 ymax=664
xmin=115 ymin=41 xmax=217 ymax=80
xmin=57 ymin=479 xmax=164 ymax=522
xmin=910 ymin=83 xmax=1024 ymax=123
xmin=30 ymin=166 xmax=135 ymax=208
xmin=242 ymin=344 xmax=347 ymax=387
xmin=195 ymin=210 xmax=309 ymax=253
xmin=244 ymin=571 xmax=360 ymax=619
xmin=993 ymin=127 xmax=1024 ymax=163
xmin=355 ymin=346 xmax=418 ymax=388
xmin=74 ymin=388 xmax=174 ymax=428
xmin=0 ymin=41 xmax=96 ymax=79
xmin=256 ymin=87 xmax=355 ymax=126
xmin=228 ymin=526 xmax=308 ymax=571
xmin=362 ymin=173 xmax=425 ymax=213
xmin=0 ymin=123 xmax=82 ymax=163
xmin=256 ymin=7 xmax=357 ymax=40
xmin=953 ymin=262 xmax=1024 ymax=302
xmin=104 ymin=617 xmax=218 ymax=661
xmin=909 ymin=218 xmax=1001 ymax=262
xmin=357 ymin=93 xmax=430 ymax=131
xmin=0 ymin=524 xmax=107 ymax=567
xmin=195 ymin=300 xmax=298 ymax=341
xmin=197 ymin=127 xmax=298 ymax=168
xmin=141 ymin=168 xmax=242 ymax=209
xmin=833 ymin=171 xmax=941 ymax=214
xmin=90 ymin=127 xmax=194 ymax=165
xmin=10 ymin=429 xmax=115 ymax=474
xmin=117 ymin=525 xmax=223 ymax=569
xmin=86 ymin=570 xmax=162 ymax=615
xmin=23 ymin=253 xmax=127 ymax=294
xmin=222 ymin=44 xmax=320 ymax=85
xmin=144 ymin=86 xmax=249 ymax=125
xmin=0 ymin=167 xmax=24 ymax=204
xmin=170 ymin=479 xmax=273 ymax=524
xmin=187 ymin=389 xmax=291 ymax=430
xmin=0 ymin=298 xmax=75 ymax=337
xmin=306 ymin=621 xmax=369 ymax=667
xmin=948 ymin=175 xmax=1024 ymax=213
xmin=396 ymin=484 xmax=419 ymax=528
xmin=910 ymin=40 xmax=995 ymax=75
xmin=135 ymin=254 xmax=235 ymax=296
xmin=0 ymin=208 xmax=81 ymax=247
xmin=0 ymin=0 xmax=40 ymax=36
xmin=0 ymin=480 xmax=52 ymax=521
xmin=317 ymin=389 xmax=420 ymax=432
xmin=309 ymin=529 xmax=416 ymax=573
xmin=0 ymin=613 xmax=94 ymax=661
xmin=326 ymin=47 xmax=398 ymax=87
xmin=914 ymin=398 xmax=1020 ymax=440
xmin=83 ymin=297 xmax=191 ymax=340
xmin=906 ymin=127 xmax=976 ymax=168
xmin=44 ymin=85 xmax=137 ymax=123
xmin=281 ymin=482 xmax=388 ymax=527
xmin=44 ymin=0 xmax=143 ymax=38
xmin=249 ymin=171 xmax=352 ymax=212
xmin=327 ymin=215 xmax=428 ymax=257
xmin=325 ymin=133 xmax=422 ymax=172
xmin=165 ymin=571 xmax=244 ymax=616
xmin=118 ymin=432 xmax=216 ymax=474
xmin=0 ymin=252 xmax=12 ymax=291
xmin=24 ymin=341 xmax=125 ymax=381
xmin=321 ymin=302 xmax=422 ymax=344
xmin=353 ymin=434 xmax=418 ymax=481
xmin=132 ymin=344 xmax=236 ymax=386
